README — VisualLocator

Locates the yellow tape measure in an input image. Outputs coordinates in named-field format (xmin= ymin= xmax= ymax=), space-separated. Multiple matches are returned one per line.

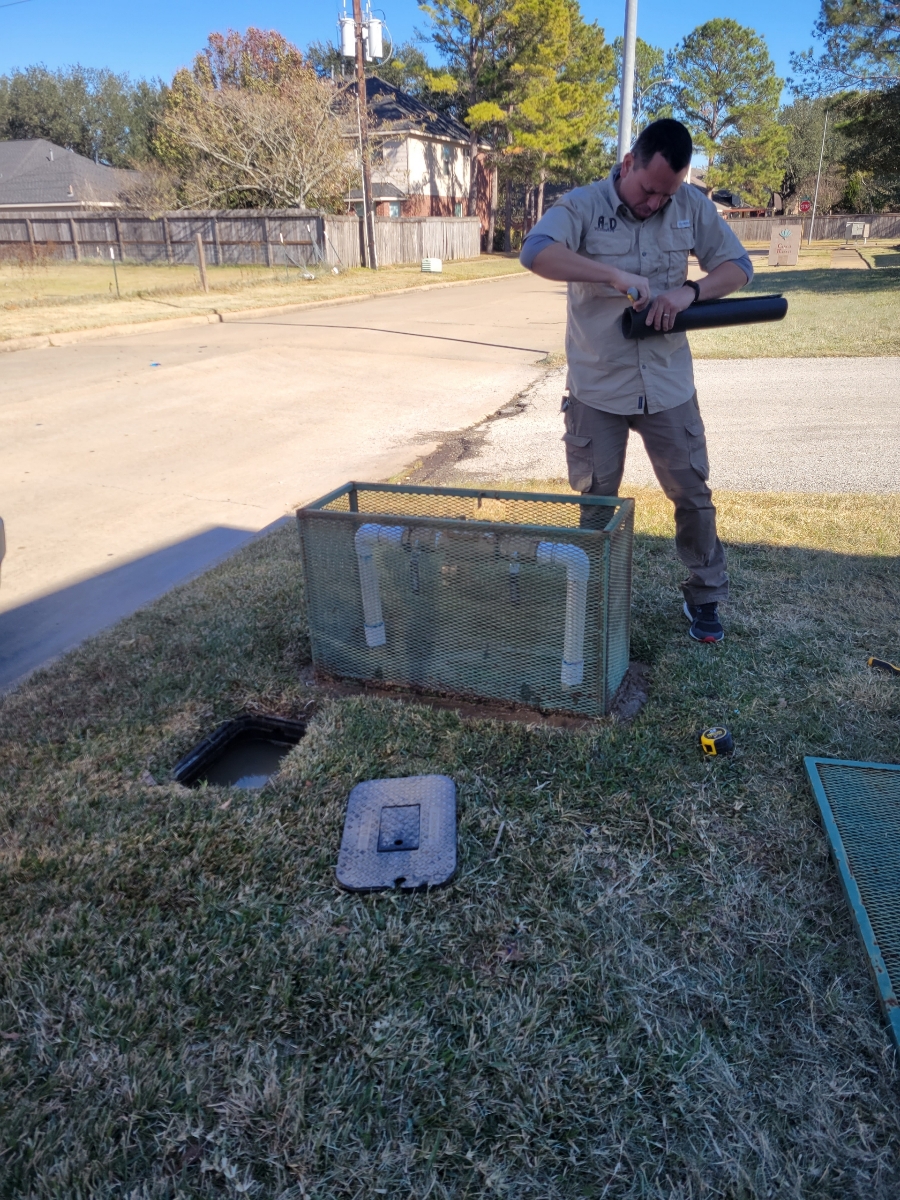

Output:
xmin=868 ymin=656 xmax=900 ymax=677
xmin=700 ymin=727 xmax=734 ymax=756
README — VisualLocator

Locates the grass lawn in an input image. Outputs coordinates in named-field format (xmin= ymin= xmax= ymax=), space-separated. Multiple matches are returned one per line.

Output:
xmin=0 ymin=255 xmax=525 ymax=343
xmin=688 ymin=257 xmax=900 ymax=359
xmin=858 ymin=243 xmax=900 ymax=270
xmin=2 ymin=488 xmax=900 ymax=1196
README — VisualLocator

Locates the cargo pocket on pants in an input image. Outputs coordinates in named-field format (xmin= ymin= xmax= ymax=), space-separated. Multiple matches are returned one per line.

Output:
xmin=562 ymin=432 xmax=594 ymax=492
xmin=685 ymin=420 xmax=709 ymax=480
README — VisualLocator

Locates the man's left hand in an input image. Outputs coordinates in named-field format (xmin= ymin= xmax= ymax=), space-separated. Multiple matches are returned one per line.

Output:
xmin=644 ymin=285 xmax=696 ymax=332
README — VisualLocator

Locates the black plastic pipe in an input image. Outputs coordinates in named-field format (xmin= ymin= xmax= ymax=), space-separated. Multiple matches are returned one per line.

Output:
xmin=622 ymin=293 xmax=788 ymax=340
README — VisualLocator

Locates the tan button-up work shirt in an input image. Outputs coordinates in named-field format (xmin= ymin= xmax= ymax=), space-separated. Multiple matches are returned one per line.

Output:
xmin=524 ymin=170 xmax=751 ymax=414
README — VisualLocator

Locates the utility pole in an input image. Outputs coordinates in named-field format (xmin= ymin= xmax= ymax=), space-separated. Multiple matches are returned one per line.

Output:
xmin=808 ymin=108 xmax=829 ymax=246
xmin=616 ymin=0 xmax=638 ymax=162
xmin=352 ymin=0 xmax=378 ymax=269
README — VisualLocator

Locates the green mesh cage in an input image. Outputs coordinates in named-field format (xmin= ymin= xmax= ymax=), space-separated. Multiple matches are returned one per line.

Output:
xmin=297 ymin=483 xmax=633 ymax=717
xmin=805 ymin=757 xmax=900 ymax=1050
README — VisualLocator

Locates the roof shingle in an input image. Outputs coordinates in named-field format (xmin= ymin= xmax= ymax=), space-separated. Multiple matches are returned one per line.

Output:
xmin=0 ymin=139 xmax=140 ymax=208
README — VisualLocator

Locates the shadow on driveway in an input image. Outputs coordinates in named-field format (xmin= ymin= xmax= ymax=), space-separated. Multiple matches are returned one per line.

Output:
xmin=0 ymin=524 xmax=266 ymax=692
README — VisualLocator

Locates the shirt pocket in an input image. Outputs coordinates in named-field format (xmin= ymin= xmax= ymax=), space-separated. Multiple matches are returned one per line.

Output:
xmin=582 ymin=228 xmax=634 ymax=261
xmin=657 ymin=226 xmax=694 ymax=289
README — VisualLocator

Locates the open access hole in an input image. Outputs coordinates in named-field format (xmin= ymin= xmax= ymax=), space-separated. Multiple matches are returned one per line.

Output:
xmin=172 ymin=715 xmax=306 ymax=789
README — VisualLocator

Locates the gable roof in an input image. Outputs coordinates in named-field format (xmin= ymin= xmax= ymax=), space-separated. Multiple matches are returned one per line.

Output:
xmin=349 ymin=77 xmax=476 ymax=146
xmin=0 ymin=139 xmax=140 ymax=209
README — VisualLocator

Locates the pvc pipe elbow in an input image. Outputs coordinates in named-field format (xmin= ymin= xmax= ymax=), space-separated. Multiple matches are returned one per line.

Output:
xmin=536 ymin=541 xmax=589 ymax=582
xmin=355 ymin=523 xmax=405 ymax=554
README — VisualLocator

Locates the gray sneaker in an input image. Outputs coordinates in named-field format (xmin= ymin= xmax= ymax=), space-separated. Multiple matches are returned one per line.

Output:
xmin=684 ymin=601 xmax=724 ymax=643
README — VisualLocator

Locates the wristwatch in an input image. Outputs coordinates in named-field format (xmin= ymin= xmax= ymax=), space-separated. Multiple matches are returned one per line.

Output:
xmin=684 ymin=279 xmax=701 ymax=304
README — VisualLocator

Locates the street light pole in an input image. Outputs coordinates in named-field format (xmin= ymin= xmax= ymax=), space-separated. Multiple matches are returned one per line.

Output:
xmin=352 ymin=0 xmax=378 ymax=269
xmin=808 ymin=108 xmax=828 ymax=247
xmin=616 ymin=0 xmax=638 ymax=161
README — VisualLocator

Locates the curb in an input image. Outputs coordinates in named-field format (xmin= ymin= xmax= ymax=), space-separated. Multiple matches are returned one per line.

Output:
xmin=0 ymin=270 xmax=525 ymax=355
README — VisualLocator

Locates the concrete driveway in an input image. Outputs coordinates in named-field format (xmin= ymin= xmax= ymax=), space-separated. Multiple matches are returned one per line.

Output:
xmin=0 ymin=272 xmax=566 ymax=688
xmin=439 ymin=358 xmax=900 ymax=493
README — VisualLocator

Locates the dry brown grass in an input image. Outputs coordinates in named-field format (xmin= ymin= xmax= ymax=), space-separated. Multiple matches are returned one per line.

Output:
xmin=0 ymin=255 xmax=525 ymax=343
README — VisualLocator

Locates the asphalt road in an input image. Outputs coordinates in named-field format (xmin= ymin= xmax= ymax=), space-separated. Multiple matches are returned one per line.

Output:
xmin=0 ymin=272 xmax=565 ymax=688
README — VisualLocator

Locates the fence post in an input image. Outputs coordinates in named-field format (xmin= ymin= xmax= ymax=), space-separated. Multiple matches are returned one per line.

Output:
xmin=195 ymin=231 xmax=209 ymax=293
xmin=212 ymin=215 xmax=221 ymax=266
xmin=263 ymin=217 xmax=273 ymax=267
xmin=25 ymin=218 xmax=36 ymax=261
xmin=115 ymin=217 xmax=124 ymax=261
xmin=163 ymin=217 xmax=173 ymax=264
xmin=68 ymin=217 xmax=81 ymax=262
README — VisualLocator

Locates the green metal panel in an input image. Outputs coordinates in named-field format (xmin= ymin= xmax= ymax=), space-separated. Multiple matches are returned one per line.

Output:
xmin=804 ymin=756 xmax=900 ymax=1049
xmin=297 ymin=483 xmax=634 ymax=717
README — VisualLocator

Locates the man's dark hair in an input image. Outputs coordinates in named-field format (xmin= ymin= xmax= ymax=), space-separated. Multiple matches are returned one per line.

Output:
xmin=631 ymin=119 xmax=693 ymax=172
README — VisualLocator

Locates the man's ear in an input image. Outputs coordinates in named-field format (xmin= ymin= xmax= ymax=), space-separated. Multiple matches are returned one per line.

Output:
xmin=620 ymin=152 xmax=634 ymax=178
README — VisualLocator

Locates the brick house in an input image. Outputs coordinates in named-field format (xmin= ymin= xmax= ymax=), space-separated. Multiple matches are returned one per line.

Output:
xmin=347 ymin=77 xmax=491 ymax=231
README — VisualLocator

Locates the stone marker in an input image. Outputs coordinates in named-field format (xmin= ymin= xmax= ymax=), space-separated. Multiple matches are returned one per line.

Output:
xmin=768 ymin=225 xmax=800 ymax=266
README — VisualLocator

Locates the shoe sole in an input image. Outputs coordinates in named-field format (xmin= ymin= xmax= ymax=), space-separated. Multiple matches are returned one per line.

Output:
xmin=683 ymin=601 xmax=724 ymax=644
xmin=688 ymin=629 xmax=724 ymax=644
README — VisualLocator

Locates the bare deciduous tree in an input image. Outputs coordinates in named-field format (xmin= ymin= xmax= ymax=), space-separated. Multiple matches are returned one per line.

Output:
xmin=158 ymin=67 xmax=356 ymax=210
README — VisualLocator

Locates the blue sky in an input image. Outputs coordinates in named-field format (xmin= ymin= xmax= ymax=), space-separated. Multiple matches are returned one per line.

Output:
xmin=2 ymin=0 xmax=821 ymax=91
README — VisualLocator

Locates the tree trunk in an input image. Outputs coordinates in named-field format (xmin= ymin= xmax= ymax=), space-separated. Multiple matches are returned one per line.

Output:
xmin=536 ymin=174 xmax=546 ymax=223
xmin=503 ymin=180 xmax=512 ymax=254
xmin=486 ymin=164 xmax=498 ymax=253
xmin=468 ymin=132 xmax=479 ymax=218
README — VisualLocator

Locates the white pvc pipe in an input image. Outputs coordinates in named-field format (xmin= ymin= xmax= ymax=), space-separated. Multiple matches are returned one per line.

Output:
xmin=537 ymin=541 xmax=590 ymax=687
xmin=354 ymin=523 xmax=405 ymax=646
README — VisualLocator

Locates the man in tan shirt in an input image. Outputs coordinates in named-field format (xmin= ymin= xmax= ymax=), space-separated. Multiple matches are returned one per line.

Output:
xmin=520 ymin=119 xmax=752 ymax=643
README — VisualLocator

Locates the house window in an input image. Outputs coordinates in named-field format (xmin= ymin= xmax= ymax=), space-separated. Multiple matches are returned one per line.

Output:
xmin=389 ymin=202 xmax=401 ymax=218
xmin=442 ymin=144 xmax=452 ymax=173
xmin=454 ymin=202 xmax=463 ymax=217
xmin=353 ymin=203 xmax=363 ymax=217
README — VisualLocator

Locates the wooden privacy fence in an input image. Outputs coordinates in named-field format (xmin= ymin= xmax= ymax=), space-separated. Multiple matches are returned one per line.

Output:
xmin=0 ymin=210 xmax=482 ymax=267
xmin=724 ymin=213 xmax=900 ymax=242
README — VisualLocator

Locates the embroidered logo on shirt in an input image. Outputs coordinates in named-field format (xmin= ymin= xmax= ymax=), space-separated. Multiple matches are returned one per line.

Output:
xmin=677 ymin=219 xmax=692 ymax=228
xmin=596 ymin=215 xmax=618 ymax=231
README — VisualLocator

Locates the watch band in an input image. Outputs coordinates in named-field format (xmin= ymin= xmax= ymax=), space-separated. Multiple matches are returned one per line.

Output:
xmin=684 ymin=279 xmax=701 ymax=304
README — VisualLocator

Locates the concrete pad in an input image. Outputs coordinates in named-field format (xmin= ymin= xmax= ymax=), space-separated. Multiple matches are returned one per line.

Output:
xmin=830 ymin=248 xmax=869 ymax=269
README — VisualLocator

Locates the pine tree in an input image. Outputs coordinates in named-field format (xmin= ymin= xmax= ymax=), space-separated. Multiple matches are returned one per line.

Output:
xmin=669 ymin=19 xmax=788 ymax=204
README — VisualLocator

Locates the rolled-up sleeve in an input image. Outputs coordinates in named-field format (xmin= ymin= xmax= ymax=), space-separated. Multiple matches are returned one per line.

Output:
xmin=519 ymin=233 xmax=557 ymax=269
xmin=692 ymin=197 xmax=753 ymax=282
xmin=519 ymin=196 xmax=588 ymax=269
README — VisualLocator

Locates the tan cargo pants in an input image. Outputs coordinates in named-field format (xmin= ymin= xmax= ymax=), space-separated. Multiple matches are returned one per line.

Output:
xmin=562 ymin=393 xmax=728 ymax=606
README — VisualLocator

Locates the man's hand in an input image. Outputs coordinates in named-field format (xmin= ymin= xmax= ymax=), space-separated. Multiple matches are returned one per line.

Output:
xmin=530 ymin=243 xmax=653 ymax=307
xmin=609 ymin=269 xmax=651 ymax=310
xmin=644 ymin=285 xmax=695 ymax=332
